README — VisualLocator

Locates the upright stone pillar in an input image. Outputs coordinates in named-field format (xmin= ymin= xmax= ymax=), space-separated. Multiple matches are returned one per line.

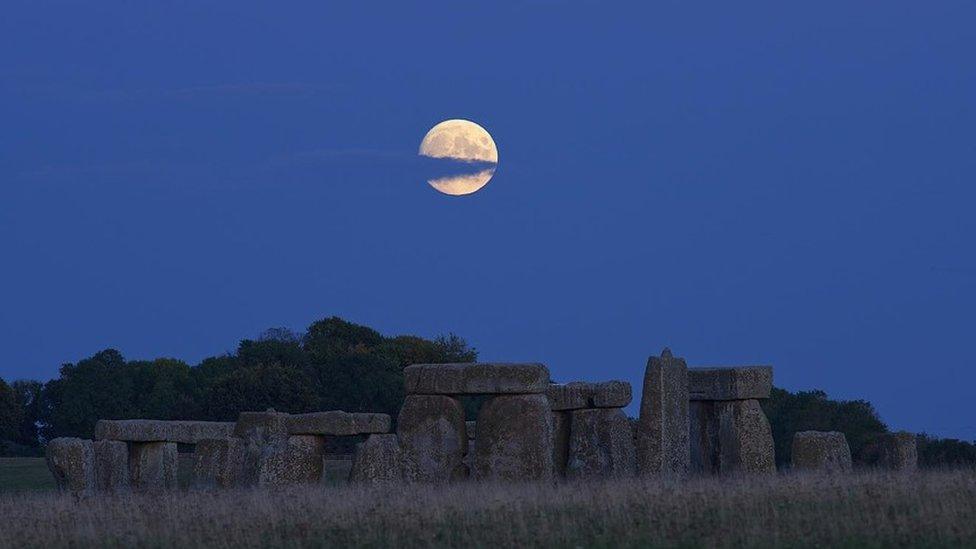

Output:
xmin=258 ymin=435 xmax=326 ymax=486
xmin=688 ymin=366 xmax=775 ymax=475
xmin=791 ymin=431 xmax=852 ymax=473
xmin=45 ymin=437 xmax=94 ymax=495
xmin=128 ymin=441 xmax=177 ymax=491
xmin=878 ymin=432 xmax=917 ymax=472
xmin=193 ymin=437 xmax=246 ymax=488
xmin=567 ymin=408 xmax=636 ymax=479
xmin=350 ymin=434 xmax=403 ymax=485
xmin=636 ymin=349 xmax=690 ymax=476
xmin=551 ymin=411 xmax=571 ymax=477
xmin=93 ymin=440 xmax=129 ymax=491
xmin=397 ymin=395 xmax=467 ymax=482
xmin=474 ymin=394 xmax=554 ymax=481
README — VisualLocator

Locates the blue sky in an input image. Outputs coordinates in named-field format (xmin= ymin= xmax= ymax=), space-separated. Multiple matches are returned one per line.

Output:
xmin=1 ymin=2 xmax=974 ymax=438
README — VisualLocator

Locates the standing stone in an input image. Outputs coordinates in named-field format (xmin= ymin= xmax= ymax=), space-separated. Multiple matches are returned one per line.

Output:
xmin=93 ymin=440 xmax=129 ymax=491
xmin=691 ymin=400 xmax=775 ymax=475
xmin=193 ymin=437 xmax=246 ymax=488
xmin=474 ymin=394 xmax=554 ymax=482
xmin=791 ymin=431 xmax=852 ymax=473
xmin=128 ymin=441 xmax=177 ymax=491
xmin=234 ymin=409 xmax=291 ymax=486
xmin=397 ymin=395 xmax=467 ymax=482
xmin=567 ymin=408 xmax=637 ymax=479
xmin=552 ymin=411 xmax=571 ymax=477
xmin=45 ymin=437 xmax=94 ymax=495
xmin=350 ymin=434 xmax=402 ymax=484
xmin=879 ymin=432 xmax=917 ymax=472
xmin=258 ymin=435 xmax=326 ymax=486
xmin=636 ymin=349 xmax=690 ymax=476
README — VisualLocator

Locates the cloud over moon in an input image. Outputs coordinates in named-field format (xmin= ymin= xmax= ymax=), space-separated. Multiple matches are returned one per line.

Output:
xmin=427 ymin=168 xmax=496 ymax=196
xmin=420 ymin=119 xmax=498 ymax=195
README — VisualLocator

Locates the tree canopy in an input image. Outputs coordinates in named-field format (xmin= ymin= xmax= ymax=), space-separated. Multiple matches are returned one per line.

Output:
xmin=3 ymin=316 xmax=476 ymax=445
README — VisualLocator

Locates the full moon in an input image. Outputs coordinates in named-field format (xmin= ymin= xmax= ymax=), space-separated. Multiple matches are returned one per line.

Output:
xmin=419 ymin=119 xmax=498 ymax=195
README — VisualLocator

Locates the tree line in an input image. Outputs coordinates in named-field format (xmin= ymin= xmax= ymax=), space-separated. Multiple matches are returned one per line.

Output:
xmin=1 ymin=315 xmax=973 ymax=467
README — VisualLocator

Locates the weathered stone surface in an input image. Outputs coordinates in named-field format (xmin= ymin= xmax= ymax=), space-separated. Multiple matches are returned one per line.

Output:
xmin=233 ymin=410 xmax=290 ymax=442
xmin=193 ymin=437 xmax=246 ymax=488
xmin=592 ymin=381 xmax=633 ymax=408
xmin=46 ymin=437 xmax=94 ymax=495
xmin=322 ymin=457 xmax=353 ymax=484
xmin=879 ymin=432 xmax=917 ymax=471
xmin=350 ymin=434 xmax=402 ymax=484
xmin=397 ymin=395 xmax=467 ymax=482
xmin=552 ymin=411 xmax=571 ymax=477
xmin=690 ymin=399 xmax=776 ymax=475
xmin=474 ymin=394 xmax=554 ymax=481
xmin=128 ymin=441 xmax=177 ymax=491
xmin=791 ymin=431 xmax=852 ymax=473
xmin=257 ymin=435 xmax=326 ymax=486
xmin=567 ymin=408 xmax=637 ymax=479
xmin=636 ymin=349 xmax=690 ymax=476
xmin=547 ymin=381 xmax=633 ymax=410
xmin=94 ymin=419 xmax=235 ymax=444
xmin=93 ymin=440 xmax=129 ymax=491
xmin=287 ymin=411 xmax=391 ymax=436
xmin=404 ymin=363 xmax=550 ymax=395
xmin=688 ymin=366 xmax=773 ymax=401
xmin=466 ymin=421 xmax=477 ymax=440
xmin=546 ymin=383 xmax=589 ymax=410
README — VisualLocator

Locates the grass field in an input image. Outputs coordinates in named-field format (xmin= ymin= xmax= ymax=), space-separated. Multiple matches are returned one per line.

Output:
xmin=0 ymin=458 xmax=56 ymax=492
xmin=1 ymin=468 xmax=975 ymax=548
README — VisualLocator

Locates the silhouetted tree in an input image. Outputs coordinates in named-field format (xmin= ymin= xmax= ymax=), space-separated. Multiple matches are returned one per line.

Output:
xmin=0 ymin=377 xmax=23 ymax=444
xmin=11 ymin=380 xmax=43 ymax=447
xmin=763 ymin=387 xmax=888 ymax=468
xmin=916 ymin=433 xmax=976 ymax=468
xmin=41 ymin=350 xmax=134 ymax=439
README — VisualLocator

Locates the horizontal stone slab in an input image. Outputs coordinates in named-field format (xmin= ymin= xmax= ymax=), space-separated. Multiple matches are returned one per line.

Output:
xmin=546 ymin=381 xmax=632 ymax=410
xmin=688 ymin=366 xmax=773 ymax=401
xmin=404 ymin=363 xmax=550 ymax=395
xmin=287 ymin=411 xmax=391 ymax=436
xmin=94 ymin=420 xmax=235 ymax=444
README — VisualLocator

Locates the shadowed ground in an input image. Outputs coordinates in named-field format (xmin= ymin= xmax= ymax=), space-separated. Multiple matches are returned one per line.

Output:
xmin=1 ymin=468 xmax=974 ymax=547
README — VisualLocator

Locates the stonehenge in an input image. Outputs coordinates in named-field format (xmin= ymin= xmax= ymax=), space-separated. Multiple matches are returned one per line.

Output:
xmin=46 ymin=437 xmax=94 ymax=495
xmin=636 ymin=349 xmax=689 ymax=477
xmin=473 ymin=393 xmax=553 ymax=481
xmin=878 ymin=431 xmax=918 ymax=471
xmin=398 ymin=362 xmax=555 ymax=483
xmin=45 ymin=352 xmax=916 ymax=493
xmin=397 ymin=395 xmax=467 ymax=482
xmin=547 ymin=380 xmax=636 ymax=479
xmin=688 ymin=366 xmax=776 ymax=475
xmin=791 ymin=431 xmax=853 ymax=473
xmin=566 ymin=408 xmax=636 ymax=479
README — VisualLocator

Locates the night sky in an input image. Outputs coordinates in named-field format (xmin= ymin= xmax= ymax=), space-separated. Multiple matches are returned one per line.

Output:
xmin=2 ymin=2 xmax=974 ymax=438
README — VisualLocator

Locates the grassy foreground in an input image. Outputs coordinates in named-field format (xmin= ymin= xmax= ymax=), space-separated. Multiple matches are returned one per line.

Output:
xmin=1 ymin=469 xmax=974 ymax=548
xmin=0 ymin=458 xmax=56 ymax=492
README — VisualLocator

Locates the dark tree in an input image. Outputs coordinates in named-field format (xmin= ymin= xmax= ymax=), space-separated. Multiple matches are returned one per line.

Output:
xmin=762 ymin=387 xmax=888 ymax=468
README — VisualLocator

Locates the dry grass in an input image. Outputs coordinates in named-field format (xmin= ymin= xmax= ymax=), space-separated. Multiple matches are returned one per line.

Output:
xmin=1 ymin=469 xmax=974 ymax=548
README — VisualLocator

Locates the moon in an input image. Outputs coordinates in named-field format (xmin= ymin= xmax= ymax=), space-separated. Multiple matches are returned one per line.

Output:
xmin=419 ymin=119 xmax=498 ymax=195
